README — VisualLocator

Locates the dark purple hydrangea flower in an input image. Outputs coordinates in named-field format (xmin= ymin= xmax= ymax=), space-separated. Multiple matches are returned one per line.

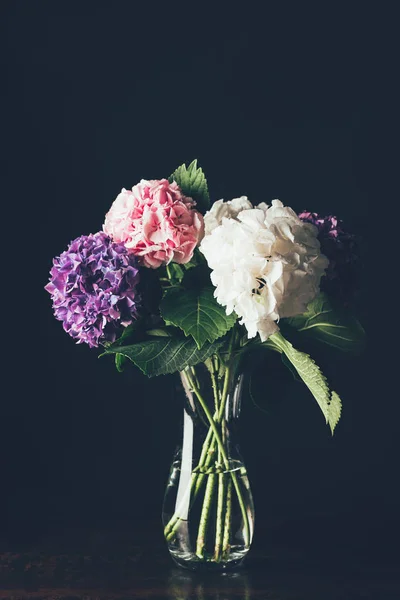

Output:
xmin=45 ymin=232 xmax=140 ymax=348
xmin=298 ymin=212 xmax=360 ymax=305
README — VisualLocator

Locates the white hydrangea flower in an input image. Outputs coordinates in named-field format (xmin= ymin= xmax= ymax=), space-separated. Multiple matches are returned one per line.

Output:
xmin=204 ymin=196 xmax=253 ymax=234
xmin=200 ymin=199 xmax=329 ymax=342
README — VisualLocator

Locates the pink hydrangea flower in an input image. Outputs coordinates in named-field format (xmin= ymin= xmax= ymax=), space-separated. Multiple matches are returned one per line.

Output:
xmin=103 ymin=179 xmax=204 ymax=268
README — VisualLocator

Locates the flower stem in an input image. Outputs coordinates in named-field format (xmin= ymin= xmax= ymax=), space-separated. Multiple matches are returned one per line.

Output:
xmin=164 ymin=419 xmax=217 ymax=541
xmin=164 ymin=331 xmax=251 ymax=557
xmin=213 ymin=354 xmax=229 ymax=561
xmin=185 ymin=367 xmax=251 ymax=549
xmin=214 ymin=471 xmax=226 ymax=561
xmin=193 ymin=436 xmax=217 ymax=497
xmin=222 ymin=477 xmax=232 ymax=557
xmin=196 ymin=472 xmax=216 ymax=558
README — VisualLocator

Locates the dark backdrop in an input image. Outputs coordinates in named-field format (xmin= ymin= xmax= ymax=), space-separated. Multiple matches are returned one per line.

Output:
xmin=2 ymin=3 xmax=396 ymax=548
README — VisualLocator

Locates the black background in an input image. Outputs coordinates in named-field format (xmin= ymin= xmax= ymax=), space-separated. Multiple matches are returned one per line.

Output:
xmin=2 ymin=2 xmax=397 ymax=552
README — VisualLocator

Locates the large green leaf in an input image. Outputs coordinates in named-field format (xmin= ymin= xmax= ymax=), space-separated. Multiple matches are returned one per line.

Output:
xmin=267 ymin=331 xmax=342 ymax=434
xmin=169 ymin=159 xmax=210 ymax=214
xmin=285 ymin=293 xmax=366 ymax=354
xmin=160 ymin=287 xmax=236 ymax=349
xmin=102 ymin=336 xmax=222 ymax=377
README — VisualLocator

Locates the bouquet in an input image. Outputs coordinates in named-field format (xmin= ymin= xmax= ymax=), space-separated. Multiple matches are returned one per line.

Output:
xmin=46 ymin=160 xmax=365 ymax=570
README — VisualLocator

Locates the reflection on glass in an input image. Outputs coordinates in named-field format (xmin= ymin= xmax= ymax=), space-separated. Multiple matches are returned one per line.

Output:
xmin=167 ymin=568 xmax=252 ymax=600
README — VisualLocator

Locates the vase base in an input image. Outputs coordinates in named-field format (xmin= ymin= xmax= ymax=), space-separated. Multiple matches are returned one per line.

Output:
xmin=170 ymin=548 xmax=248 ymax=572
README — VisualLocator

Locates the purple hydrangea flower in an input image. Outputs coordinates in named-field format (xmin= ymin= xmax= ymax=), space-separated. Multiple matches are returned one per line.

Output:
xmin=45 ymin=232 xmax=140 ymax=347
xmin=298 ymin=211 xmax=360 ymax=305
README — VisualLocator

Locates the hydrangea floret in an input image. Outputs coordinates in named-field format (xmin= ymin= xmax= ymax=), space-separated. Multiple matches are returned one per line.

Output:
xmin=200 ymin=198 xmax=328 ymax=341
xmin=103 ymin=178 xmax=204 ymax=268
xmin=45 ymin=232 xmax=140 ymax=348
xmin=298 ymin=211 xmax=360 ymax=304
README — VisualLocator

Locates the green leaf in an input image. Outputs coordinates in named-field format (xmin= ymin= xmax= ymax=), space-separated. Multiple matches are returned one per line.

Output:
xmin=281 ymin=353 xmax=303 ymax=383
xmin=169 ymin=159 xmax=210 ymax=214
xmin=328 ymin=391 xmax=342 ymax=435
xmin=115 ymin=353 xmax=126 ymax=373
xmin=284 ymin=293 xmax=366 ymax=354
xmin=110 ymin=323 xmax=140 ymax=371
xmin=160 ymin=287 xmax=236 ymax=349
xmin=102 ymin=336 xmax=222 ymax=377
xmin=267 ymin=331 xmax=342 ymax=434
xmin=116 ymin=323 xmax=137 ymax=343
xmin=145 ymin=327 xmax=174 ymax=337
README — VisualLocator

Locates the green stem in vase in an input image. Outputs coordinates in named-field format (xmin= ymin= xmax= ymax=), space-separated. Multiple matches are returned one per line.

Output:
xmin=166 ymin=349 xmax=229 ymax=540
xmin=164 ymin=472 xmax=196 ymax=541
xmin=195 ymin=420 xmax=216 ymax=472
xmin=193 ymin=436 xmax=217 ymax=497
xmin=193 ymin=357 xmax=221 ymax=498
xmin=185 ymin=364 xmax=251 ymax=549
xmin=164 ymin=444 xmax=218 ymax=542
xmin=222 ymin=477 xmax=232 ymax=557
xmin=195 ymin=359 xmax=221 ymax=559
xmin=214 ymin=396 xmax=227 ymax=560
xmin=195 ymin=355 xmax=224 ymax=560
xmin=165 ymin=330 xmax=251 ymax=554
xmin=214 ymin=471 xmax=226 ymax=561
xmin=217 ymin=357 xmax=230 ymax=422
xmin=213 ymin=355 xmax=228 ymax=562
xmin=208 ymin=357 xmax=221 ymax=410
xmin=196 ymin=339 xmax=234 ymax=485
xmin=164 ymin=419 xmax=216 ymax=541
xmin=196 ymin=472 xmax=216 ymax=558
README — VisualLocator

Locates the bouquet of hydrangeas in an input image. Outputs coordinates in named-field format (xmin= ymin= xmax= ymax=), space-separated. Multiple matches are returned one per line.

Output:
xmin=46 ymin=160 xmax=365 ymax=570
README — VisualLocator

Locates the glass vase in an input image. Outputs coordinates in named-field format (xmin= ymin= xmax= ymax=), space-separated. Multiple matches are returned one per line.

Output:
xmin=162 ymin=357 xmax=255 ymax=571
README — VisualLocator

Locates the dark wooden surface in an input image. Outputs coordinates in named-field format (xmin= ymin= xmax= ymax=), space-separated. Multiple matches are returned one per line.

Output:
xmin=1 ymin=515 xmax=399 ymax=599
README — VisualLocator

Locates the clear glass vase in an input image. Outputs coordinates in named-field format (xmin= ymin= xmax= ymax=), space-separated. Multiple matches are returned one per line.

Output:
xmin=162 ymin=357 xmax=255 ymax=571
